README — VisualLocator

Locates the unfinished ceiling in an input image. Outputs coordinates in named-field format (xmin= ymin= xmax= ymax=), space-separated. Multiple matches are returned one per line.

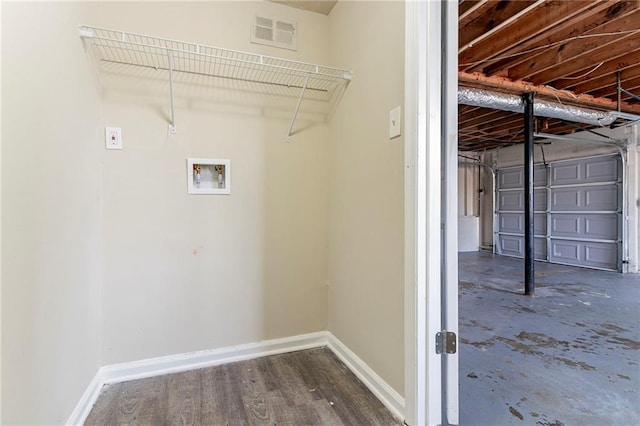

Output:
xmin=458 ymin=0 xmax=640 ymax=151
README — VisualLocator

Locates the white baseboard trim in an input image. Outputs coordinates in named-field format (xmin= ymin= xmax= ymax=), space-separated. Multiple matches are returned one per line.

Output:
xmin=326 ymin=333 xmax=405 ymax=422
xmin=68 ymin=330 xmax=405 ymax=425
xmin=66 ymin=370 xmax=105 ymax=426
xmin=99 ymin=331 xmax=327 ymax=385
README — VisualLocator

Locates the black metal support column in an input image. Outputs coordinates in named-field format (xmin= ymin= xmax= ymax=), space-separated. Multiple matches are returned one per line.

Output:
xmin=523 ymin=92 xmax=535 ymax=295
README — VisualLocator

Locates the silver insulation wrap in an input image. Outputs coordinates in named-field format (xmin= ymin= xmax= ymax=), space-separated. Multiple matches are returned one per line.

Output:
xmin=458 ymin=87 xmax=617 ymax=126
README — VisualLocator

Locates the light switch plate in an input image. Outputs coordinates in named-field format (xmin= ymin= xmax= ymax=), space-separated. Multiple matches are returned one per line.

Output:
xmin=105 ymin=127 xmax=122 ymax=150
xmin=389 ymin=106 xmax=401 ymax=139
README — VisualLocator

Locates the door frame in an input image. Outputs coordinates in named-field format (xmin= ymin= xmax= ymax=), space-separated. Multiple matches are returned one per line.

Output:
xmin=404 ymin=1 xmax=459 ymax=425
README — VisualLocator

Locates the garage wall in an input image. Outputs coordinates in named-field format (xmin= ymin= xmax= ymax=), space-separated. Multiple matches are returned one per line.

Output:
xmin=327 ymin=1 xmax=405 ymax=395
xmin=93 ymin=1 xmax=332 ymax=365
xmin=459 ymin=154 xmax=482 ymax=252
xmin=458 ymin=155 xmax=481 ymax=217
xmin=1 ymin=3 xmax=103 ymax=423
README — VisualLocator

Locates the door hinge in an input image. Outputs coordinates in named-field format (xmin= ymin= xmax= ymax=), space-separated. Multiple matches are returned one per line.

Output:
xmin=435 ymin=331 xmax=457 ymax=354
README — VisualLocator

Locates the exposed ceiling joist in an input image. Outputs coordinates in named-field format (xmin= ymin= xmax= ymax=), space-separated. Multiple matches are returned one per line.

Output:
xmin=458 ymin=0 xmax=640 ymax=151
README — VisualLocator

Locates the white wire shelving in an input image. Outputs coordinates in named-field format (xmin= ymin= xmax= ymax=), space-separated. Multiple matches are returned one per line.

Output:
xmin=79 ymin=25 xmax=352 ymax=139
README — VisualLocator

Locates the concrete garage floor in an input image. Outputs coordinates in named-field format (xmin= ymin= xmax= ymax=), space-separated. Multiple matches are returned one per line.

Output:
xmin=458 ymin=252 xmax=640 ymax=426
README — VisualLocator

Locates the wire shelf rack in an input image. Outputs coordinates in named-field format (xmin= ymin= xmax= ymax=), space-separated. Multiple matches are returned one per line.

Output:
xmin=79 ymin=25 xmax=352 ymax=139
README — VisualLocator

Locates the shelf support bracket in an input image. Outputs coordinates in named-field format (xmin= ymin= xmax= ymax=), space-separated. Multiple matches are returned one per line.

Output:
xmin=286 ymin=75 xmax=310 ymax=143
xmin=168 ymin=50 xmax=177 ymax=134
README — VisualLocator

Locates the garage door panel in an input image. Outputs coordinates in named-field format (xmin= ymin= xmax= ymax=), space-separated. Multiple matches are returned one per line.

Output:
xmin=585 ymin=157 xmax=619 ymax=182
xmin=499 ymin=213 xmax=523 ymax=233
xmin=497 ymin=154 xmax=621 ymax=271
xmin=550 ymin=240 xmax=580 ymax=263
xmin=550 ymin=184 xmax=618 ymax=211
xmin=498 ymin=213 xmax=546 ymax=234
xmin=550 ymin=213 xmax=618 ymax=240
xmin=550 ymin=156 xmax=619 ymax=185
xmin=498 ymin=165 xmax=546 ymax=189
xmin=551 ymin=215 xmax=580 ymax=236
xmin=499 ymin=169 xmax=523 ymax=189
xmin=585 ymin=185 xmax=618 ymax=211
xmin=534 ymin=213 xmax=546 ymax=235
xmin=499 ymin=189 xmax=546 ymax=211
xmin=534 ymin=238 xmax=546 ymax=260
xmin=549 ymin=239 xmax=618 ymax=270
xmin=585 ymin=242 xmax=618 ymax=270
xmin=534 ymin=165 xmax=547 ymax=187
xmin=499 ymin=191 xmax=523 ymax=210
xmin=499 ymin=235 xmax=523 ymax=257
xmin=552 ymin=163 xmax=581 ymax=185
xmin=585 ymin=214 xmax=618 ymax=240
xmin=551 ymin=188 xmax=580 ymax=210
xmin=534 ymin=189 xmax=547 ymax=211
xmin=498 ymin=235 xmax=546 ymax=260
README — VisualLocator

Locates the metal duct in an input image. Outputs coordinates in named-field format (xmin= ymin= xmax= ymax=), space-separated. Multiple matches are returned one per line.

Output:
xmin=458 ymin=87 xmax=618 ymax=126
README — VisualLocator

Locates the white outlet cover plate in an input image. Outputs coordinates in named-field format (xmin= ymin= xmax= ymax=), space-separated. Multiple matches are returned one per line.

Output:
xmin=389 ymin=106 xmax=401 ymax=139
xmin=105 ymin=127 xmax=122 ymax=150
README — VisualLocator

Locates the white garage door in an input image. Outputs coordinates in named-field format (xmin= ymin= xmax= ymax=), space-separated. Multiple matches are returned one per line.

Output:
xmin=496 ymin=154 xmax=621 ymax=271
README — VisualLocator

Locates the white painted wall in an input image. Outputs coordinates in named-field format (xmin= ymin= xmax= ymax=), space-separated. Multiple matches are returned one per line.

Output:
xmin=458 ymin=217 xmax=479 ymax=252
xmin=1 ymin=1 xmax=410 ymax=422
xmin=1 ymin=3 xmax=103 ymax=423
xmin=458 ymin=158 xmax=480 ymax=217
xmin=92 ymin=2 xmax=332 ymax=365
xmin=458 ymin=154 xmax=481 ymax=252
xmin=327 ymin=1 xmax=405 ymax=396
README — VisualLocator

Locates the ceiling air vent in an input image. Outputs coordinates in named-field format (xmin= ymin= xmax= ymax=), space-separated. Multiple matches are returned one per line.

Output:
xmin=251 ymin=15 xmax=297 ymax=51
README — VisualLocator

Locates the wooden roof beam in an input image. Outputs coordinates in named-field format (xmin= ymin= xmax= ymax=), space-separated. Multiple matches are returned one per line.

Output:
xmin=459 ymin=0 xmax=605 ymax=72
xmin=479 ymin=117 xmax=527 ymax=134
xmin=529 ymin=33 xmax=640 ymax=85
xmin=550 ymin=51 xmax=640 ymax=93
xmin=459 ymin=109 xmax=512 ymax=127
xmin=509 ymin=10 xmax=640 ymax=81
xmin=458 ymin=0 xmax=490 ymax=26
xmin=584 ymin=75 xmax=640 ymax=99
xmin=479 ymin=1 xmax=637 ymax=76
xmin=459 ymin=104 xmax=482 ymax=116
xmin=560 ymin=54 xmax=640 ymax=93
xmin=591 ymin=76 xmax=640 ymax=99
xmin=459 ymin=0 xmax=544 ymax=53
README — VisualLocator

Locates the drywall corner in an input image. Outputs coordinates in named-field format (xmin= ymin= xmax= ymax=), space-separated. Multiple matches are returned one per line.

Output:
xmin=327 ymin=0 xmax=405 ymax=397
xmin=2 ymin=2 xmax=103 ymax=423
xmin=327 ymin=333 xmax=405 ymax=421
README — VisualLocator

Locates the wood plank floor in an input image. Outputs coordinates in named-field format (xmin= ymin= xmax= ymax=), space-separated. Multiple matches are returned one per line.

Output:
xmin=85 ymin=347 xmax=402 ymax=425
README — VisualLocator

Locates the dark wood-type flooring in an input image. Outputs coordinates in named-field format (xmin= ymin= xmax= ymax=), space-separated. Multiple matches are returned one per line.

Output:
xmin=85 ymin=347 xmax=401 ymax=425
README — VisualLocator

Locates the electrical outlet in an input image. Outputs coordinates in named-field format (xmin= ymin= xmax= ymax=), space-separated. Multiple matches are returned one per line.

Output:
xmin=105 ymin=127 xmax=122 ymax=150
